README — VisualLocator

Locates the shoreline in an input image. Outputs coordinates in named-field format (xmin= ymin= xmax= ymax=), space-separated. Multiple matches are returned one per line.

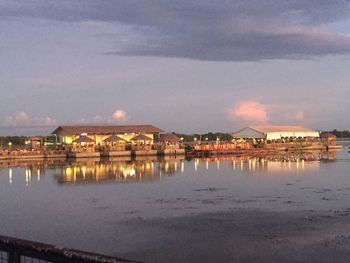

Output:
xmin=0 ymin=145 xmax=342 ymax=161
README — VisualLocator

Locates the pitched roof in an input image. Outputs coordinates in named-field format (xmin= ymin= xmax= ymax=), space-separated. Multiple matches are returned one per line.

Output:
xmin=130 ymin=134 xmax=153 ymax=141
xmin=250 ymin=125 xmax=317 ymax=133
xmin=73 ymin=135 xmax=95 ymax=143
xmin=103 ymin=135 xmax=126 ymax=142
xmin=52 ymin=125 xmax=163 ymax=135
xmin=158 ymin=133 xmax=180 ymax=142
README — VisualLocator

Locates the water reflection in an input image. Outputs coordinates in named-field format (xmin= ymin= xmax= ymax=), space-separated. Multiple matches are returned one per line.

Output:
xmin=56 ymin=156 xmax=185 ymax=184
xmin=0 ymin=151 xmax=340 ymax=185
xmin=192 ymin=151 xmax=337 ymax=173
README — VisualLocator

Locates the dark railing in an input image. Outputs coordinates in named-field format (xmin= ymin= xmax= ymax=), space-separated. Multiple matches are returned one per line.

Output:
xmin=0 ymin=235 xmax=137 ymax=263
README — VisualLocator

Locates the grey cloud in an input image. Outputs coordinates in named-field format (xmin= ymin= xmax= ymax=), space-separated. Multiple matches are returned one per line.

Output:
xmin=1 ymin=0 xmax=350 ymax=61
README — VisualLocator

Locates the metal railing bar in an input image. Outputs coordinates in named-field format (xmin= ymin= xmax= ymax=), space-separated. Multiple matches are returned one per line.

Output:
xmin=0 ymin=235 xmax=138 ymax=263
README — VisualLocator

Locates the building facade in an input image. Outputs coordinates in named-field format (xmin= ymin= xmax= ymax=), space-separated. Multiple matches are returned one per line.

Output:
xmin=232 ymin=125 xmax=320 ymax=141
xmin=52 ymin=125 xmax=163 ymax=145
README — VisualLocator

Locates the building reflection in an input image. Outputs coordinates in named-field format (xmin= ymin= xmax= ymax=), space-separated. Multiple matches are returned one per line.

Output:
xmin=0 ymin=158 xmax=66 ymax=186
xmin=55 ymin=156 xmax=185 ymax=184
xmin=190 ymin=150 xmax=338 ymax=173
xmin=0 ymin=150 xmax=340 ymax=185
xmin=0 ymin=157 xmax=186 ymax=185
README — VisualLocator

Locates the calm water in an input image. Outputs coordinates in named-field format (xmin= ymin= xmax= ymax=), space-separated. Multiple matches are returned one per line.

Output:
xmin=1 ymin=142 xmax=350 ymax=257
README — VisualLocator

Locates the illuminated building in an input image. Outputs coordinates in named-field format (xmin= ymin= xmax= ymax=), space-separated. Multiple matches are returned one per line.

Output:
xmin=232 ymin=125 xmax=320 ymax=141
xmin=52 ymin=125 xmax=163 ymax=144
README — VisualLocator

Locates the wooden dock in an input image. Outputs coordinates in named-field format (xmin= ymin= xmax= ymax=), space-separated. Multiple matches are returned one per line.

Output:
xmin=0 ymin=143 xmax=342 ymax=161
xmin=190 ymin=143 xmax=342 ymax=157
xmin=0 ymin=149 xmax=186 ymax=161
xmin=100 ymin=150 xmax=132 ymax=158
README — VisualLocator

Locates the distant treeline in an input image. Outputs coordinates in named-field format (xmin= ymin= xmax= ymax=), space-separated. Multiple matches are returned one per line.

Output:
xmin=174 ymin=132 xmax=233 ymax=142
xmin=327 ymin=130 xmax=350 ymax=138
xmin=176 ymin=130 xmax=350 ymax=141
xmin=0 ymin=136 xmax=27 ymax=147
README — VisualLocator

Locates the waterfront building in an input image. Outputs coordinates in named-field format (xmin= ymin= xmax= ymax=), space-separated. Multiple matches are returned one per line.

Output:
xmin=130 ymin=134 xmax=154 ymax=151
xmin=29 ymin=137 xmax=43 ymax=150
xmin=102 ymin=135 xmax=126 ymax=151
xmin=156 ymin=133 xmax=185 ymax=155
xmin=52 ymin=125 xmax=164 ymax=158
xmin=71 ymin=135 xmax=96 ymax=153
xmin=157 ymin=133 xmax=181 ymax=150
xmin=52 ymin=125 xmax=163 ymax=145
xmin=232 ymin=125 xmax=320 ymax=142
xmin=230 ymin=125 xmax=324 ymax=151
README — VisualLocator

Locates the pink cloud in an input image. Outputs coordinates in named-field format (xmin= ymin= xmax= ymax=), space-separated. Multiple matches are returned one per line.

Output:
xmin=230 ymin=101 xmax=268 ymax=123
xmin=112 ymin=109 xmax=128 ymax=121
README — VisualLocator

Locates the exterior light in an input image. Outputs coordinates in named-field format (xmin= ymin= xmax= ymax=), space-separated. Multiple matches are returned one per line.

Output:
xmin=129 ymin=168 xmax=136 ymax=176
xmin=194 ymin=138 xmax=197 ymax=141
xmin=205 ymin=137 xmax=208 ymax=141
xmin=8 ymin=142 xmax=12 ymax=146
xmin=180 ymin=137 xmax=184 ymax=141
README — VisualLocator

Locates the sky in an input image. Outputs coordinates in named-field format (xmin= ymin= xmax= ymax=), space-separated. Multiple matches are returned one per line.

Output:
xmin=1 ymin=0 xmax=350 ymax=135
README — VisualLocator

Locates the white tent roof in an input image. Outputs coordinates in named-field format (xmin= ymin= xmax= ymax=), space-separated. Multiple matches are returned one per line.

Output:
xmin=250 ymin=125 xmax=317 ymax=133
xmin=233 ymin=125 xmax=320 ymax=140
xmin=232 ymin=127 xmax=265 ymax=139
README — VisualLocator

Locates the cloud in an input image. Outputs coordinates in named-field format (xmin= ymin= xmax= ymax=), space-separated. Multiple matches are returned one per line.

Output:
xmin=3 ymin=111 xmax=58 ymax=127
xmin=79 ymin=109 xmax=129 ymax=124
xmin=112 ymin=109 xmax=127 ymax=120
xmin=230 ymin=101 xmax=269 ymax=123
xmin=1 ymin=0 xmax=350 ymax=61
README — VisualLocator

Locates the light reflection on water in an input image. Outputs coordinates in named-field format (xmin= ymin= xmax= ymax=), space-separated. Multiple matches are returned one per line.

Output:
xmin=0 ymin=147 xmax=349 ymax=257
xmin=0 ymin=150 xmax=337 ymax=186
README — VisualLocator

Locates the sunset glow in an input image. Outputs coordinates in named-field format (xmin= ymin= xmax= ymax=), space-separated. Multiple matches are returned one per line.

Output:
xmin=230 ymin=101 xmax=269 ymax=123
